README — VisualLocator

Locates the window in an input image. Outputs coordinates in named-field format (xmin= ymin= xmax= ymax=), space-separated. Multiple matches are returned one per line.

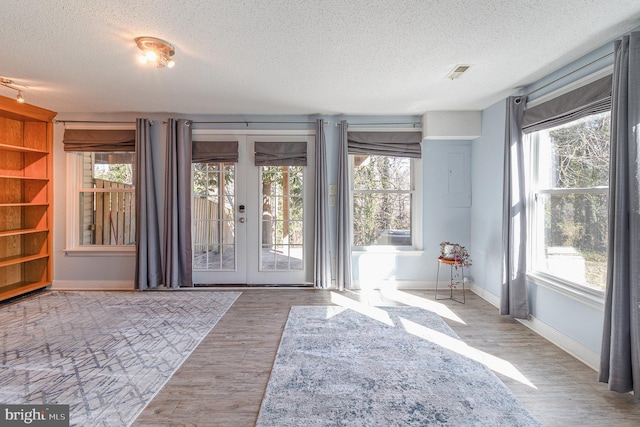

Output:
xmin=347 ymin=131 xmax=422 ymax=249
xmin=69 ymin=152 xmax=136 ymax=247
xmin=63 ymin=128 xmax=136 ymax=250
xmin=529 ymin=112 xmax=610 ymax=291
xmin=351 ymin=154 xmax=414 ymax=247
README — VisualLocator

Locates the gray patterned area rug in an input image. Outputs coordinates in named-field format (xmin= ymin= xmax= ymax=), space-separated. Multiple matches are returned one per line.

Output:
xmin=0 ymin=290 xmax=240 ymax=427
xmin=257 ymin=305 xmax=542 ymax=427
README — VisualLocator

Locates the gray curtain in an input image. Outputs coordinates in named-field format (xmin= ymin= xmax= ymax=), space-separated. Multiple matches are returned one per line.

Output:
xmin=134 ymin=119 xmax=163 ymax=290
xmin=500 ymin=96 xmax=530 ymax=319
xmin=336 ymin=120 xmax=352 ymax=290
xmin=314 ymin=119 xmax=331 ymax=288
xmin=163 ymin=119 xmax=193 ymax=288
xmin=599 ymin=31 xmax=640 ymax=398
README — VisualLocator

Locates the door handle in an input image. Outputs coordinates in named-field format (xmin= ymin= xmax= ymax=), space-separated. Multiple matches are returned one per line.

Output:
xmin=238 ymin=217 xmax=246 ymax=223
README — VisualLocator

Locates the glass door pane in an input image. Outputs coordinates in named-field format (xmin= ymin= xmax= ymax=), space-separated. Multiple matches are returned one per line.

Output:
xmin=260 ymin=166 xmax=304 ymax=271
xmin=192 ymin=162 xmax=236 ymax=270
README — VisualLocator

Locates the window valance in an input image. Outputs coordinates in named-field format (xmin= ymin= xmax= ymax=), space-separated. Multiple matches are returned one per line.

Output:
xmin=347 ymin=131 xmax=422 ymax=158
xmin=254 ymin=141 xmax=307 ymax=166
xmin=522 ymin=74 xmax=612 ymax=133
xmin=192 ymin=140 xmax=239 ymax=163
xmin=62 ymin=129 xmax=136 ymax=152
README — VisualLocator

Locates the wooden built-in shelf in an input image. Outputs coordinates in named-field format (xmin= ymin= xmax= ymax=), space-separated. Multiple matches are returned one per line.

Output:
xmin=0 ymin=281 xmax=50 ymax=301
xmin=0 ymin=95 xmax=55 ymax=302
xmin=0 ymin=202 xmax=49 ymax=207
xmin=0 ymin=253 xmax=49 ymax=269
xmin=0 ymin=228 xmax=48 ymax=238
xmin=0 ymin=143 xmax=48 ymax=154
xmin=0 ymin=175 xmax=49 ymax=181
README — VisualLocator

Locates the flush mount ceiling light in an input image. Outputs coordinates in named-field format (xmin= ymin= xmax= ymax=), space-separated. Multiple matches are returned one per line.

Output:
xmin=0 ymin=77 xmax=27 ymax=103
xmin=445 ymin=65 xmax=471 ymax=80
xmin=135 ymin=36 xmax=176 ymax=68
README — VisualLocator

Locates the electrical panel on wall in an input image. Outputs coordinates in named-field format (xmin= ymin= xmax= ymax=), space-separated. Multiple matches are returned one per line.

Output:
xmin=441 ymin=145 xmax=471 ymax=207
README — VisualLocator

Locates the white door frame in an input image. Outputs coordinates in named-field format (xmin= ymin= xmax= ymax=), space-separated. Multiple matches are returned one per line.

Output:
xmin=191 ymin=130 xmax=315 ymax=286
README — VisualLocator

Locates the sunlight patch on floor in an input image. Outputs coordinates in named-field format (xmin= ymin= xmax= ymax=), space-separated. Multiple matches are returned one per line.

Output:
xmin=380 ymin=289 xmax=467 ymax=324
xmin=399 ymin=317 xmax=537 ymax=389
xmin=329 ymin=291 xmax=395 ymax=326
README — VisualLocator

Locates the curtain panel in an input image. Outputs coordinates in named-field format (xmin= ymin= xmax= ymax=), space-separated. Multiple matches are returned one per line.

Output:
xmin=500 ymin=96 xmax=530 ymax=319
xmin=347 ymin=131 xmax=422 ymax=158
xmin=598 ymin=31 xmax=640 ymax=399
xmin=313 ymin=119 xmax=332 ymax=289
xmin=192 ymin=140 xmax=239 ymax=163
xmin=62 ymin=129 xmax=136 ymax=152
xmin=134 ymin=119 xmax=163 ymax=290
xmin=336 ymin=121 xmax=353 ymax=290
xmin=163 ymin=119 xmax=193 ymax=288
xmin=254 ymin=141 xmax=307 ymax=166
xmin=522 ymin=74 xmax=612 ymax=133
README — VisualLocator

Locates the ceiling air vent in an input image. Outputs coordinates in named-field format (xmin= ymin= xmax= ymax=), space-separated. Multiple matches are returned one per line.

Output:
xmin=445 ymin=65 xmax=471 ymax=80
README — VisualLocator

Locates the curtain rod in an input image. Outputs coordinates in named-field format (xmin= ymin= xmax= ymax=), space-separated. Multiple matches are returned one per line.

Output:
xmin=524 ymin=51 xmax=614 ymax=98
xmin=54 ymin=120 xmax=137 ymax=124
xmin=54 ymin=119 xmax=421 ymax=127
xmin=190 ymin=120 xmax=317 ymax=125
xmin=343 ymin=121 xmax=421 ymax=127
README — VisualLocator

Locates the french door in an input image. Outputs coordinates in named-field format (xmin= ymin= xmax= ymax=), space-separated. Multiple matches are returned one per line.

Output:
xmin=191 ymin=134 xmax=314 ymax=285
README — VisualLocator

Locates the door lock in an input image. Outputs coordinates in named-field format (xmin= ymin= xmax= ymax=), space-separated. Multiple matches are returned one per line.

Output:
xmin=239 ymin=204 xmax=245 ymax=213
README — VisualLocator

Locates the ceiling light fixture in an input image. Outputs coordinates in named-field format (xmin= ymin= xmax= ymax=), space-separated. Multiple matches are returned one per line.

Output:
xmin=0 ymin=77 xmax=28 ymax=103
xmin=135 ymin=36 xmax=176 ymax=68
xmin=445 ymin=65 xmax=471 ymax=80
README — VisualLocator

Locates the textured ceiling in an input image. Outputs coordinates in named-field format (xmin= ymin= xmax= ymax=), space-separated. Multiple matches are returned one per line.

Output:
xmin=1 ymin=0 xmax=639 ymax=115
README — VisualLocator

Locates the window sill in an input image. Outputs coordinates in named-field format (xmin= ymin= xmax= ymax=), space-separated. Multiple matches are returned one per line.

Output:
xmin=63 ymin=246 xmax=136 ymax=257
xmin=527 ymin=272 xmax=605 ymax=310
xmin=352 ymin=247 xmax=424 ymax=256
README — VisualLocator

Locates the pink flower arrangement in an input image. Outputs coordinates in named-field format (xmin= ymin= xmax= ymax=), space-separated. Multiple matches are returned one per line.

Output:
xmin=439 ymin=241 xmax=472 ymax=268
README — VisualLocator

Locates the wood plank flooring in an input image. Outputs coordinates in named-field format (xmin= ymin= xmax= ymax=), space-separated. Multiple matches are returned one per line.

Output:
xmin=132 ymin=289 xmax=639 ymax=427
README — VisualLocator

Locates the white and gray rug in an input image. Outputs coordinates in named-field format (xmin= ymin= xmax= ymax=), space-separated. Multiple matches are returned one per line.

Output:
xmin=257 ymin=305 xmax=542 ymax=426
xmin=0 ymin=290 xmax=240 ymax=427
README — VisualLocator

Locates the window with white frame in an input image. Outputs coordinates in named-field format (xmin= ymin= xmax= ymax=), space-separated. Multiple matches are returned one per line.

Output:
xmin=527 ymin=107 xmax=610 ymax=292
xmin=64 ymin=129 xmax=136 ymax=249
xmin=351 ymin=154 xmax=415 ymax=246
xmin=348 ymin=131 xmax=422 ymax=248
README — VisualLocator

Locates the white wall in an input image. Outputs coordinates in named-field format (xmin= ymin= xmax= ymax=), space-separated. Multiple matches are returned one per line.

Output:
xmin=469 ymin=100 xmax=505 ymax=300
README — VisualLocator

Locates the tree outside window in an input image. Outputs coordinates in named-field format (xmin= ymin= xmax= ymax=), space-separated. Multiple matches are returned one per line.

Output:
xmin=531 ymin=111 xmax=610 ymax=291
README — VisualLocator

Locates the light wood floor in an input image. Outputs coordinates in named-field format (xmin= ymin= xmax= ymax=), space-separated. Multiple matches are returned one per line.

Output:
xmin=133 ymin=289 xmax=640 ymax=427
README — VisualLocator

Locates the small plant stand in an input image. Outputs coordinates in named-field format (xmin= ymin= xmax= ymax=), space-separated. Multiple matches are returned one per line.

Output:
xmin=435 ymin=256 xmax=465 ymax=304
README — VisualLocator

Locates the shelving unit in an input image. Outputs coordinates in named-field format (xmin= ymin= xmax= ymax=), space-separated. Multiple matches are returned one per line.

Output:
xmin=0 ymin=95 xmax=56 ymax=302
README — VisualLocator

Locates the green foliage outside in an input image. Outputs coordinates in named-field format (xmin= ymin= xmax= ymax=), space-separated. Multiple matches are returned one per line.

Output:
xmin=92 ymin=153 xmax=135 ymax=185
xmin=261 ymin=166 xmax=304 ymax=247
xmin=543 ymin=112 xmax=610 ymax=290
xmin=352 ymin=156 xmax=411 ymax=246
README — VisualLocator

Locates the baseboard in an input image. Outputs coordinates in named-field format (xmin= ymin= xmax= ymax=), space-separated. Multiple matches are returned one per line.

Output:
xmin=517 ymin=315 xmax=600 ymax=371
xmin=352 ymin=280 xmax=436 ymax=290
xmin=52 ymin=280 xmax=134 ymax=291
xmin=468 ymin=285 xmax=599 ymax=371
xmin=469 ymin=282 xmax=500 ymax=307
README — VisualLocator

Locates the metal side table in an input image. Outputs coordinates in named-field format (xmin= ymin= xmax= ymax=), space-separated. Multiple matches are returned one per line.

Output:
xmin=435 ymin=256 xmax=465 ymax=303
